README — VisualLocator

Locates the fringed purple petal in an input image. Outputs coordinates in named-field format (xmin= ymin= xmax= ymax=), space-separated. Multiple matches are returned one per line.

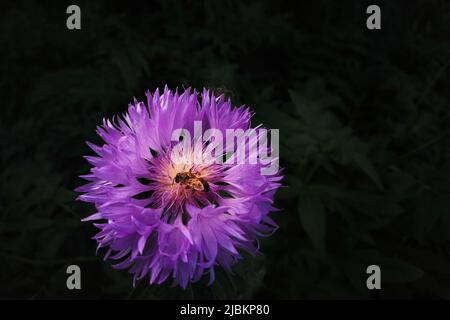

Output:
xmin=76 ymin=86 xmax=282 ymax=288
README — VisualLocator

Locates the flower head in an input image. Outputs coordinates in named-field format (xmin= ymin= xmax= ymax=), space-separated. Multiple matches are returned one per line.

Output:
xmin=77 ymin=86 xmax=282 ymax=288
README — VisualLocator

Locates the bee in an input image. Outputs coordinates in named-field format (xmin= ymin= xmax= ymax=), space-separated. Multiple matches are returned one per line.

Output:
xmin=174 ymin=171 xmax=210 ymax=192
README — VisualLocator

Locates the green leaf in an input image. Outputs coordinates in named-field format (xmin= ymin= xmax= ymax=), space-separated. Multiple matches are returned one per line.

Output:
xmin=356 ymin=250 xmax=424 ymax=284
xmin=382 ymin=259 xmax=425 ymax=284
xmin=298 ymin=187 xmax=326 ymax=255
xmin=352 ymin=153 xmax=384 ymax=190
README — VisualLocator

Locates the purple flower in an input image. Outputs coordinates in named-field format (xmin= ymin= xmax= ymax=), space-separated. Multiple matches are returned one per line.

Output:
xmin=77 ymin=86 xmax=282 ymax=288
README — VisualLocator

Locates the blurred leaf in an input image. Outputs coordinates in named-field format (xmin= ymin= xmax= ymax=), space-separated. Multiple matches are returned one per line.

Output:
xmin=352 ymin=153 xmax=384 ymax=190
xmin=298 ymin=187 xmax=326 ymax=255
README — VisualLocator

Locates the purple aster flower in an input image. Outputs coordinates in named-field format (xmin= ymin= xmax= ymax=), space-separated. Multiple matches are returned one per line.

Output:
xmin=77 ymin=86 xmax=282 ymax=288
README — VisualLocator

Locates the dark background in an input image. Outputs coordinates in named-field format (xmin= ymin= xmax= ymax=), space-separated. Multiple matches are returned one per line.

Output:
xmin=1 ymin=0 xmax=450 ymax=299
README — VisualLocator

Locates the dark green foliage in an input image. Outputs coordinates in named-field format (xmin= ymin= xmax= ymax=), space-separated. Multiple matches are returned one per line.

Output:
xmin=1 ymin=0 xmax=450 ymax=299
